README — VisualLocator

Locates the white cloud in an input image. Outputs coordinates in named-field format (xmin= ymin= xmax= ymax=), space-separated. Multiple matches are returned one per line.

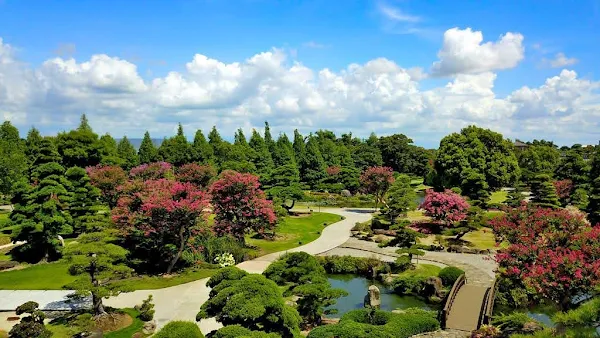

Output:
xmin=431 ymin=27 xmax=525 ymax=76
xmin=377 ymin=2 xmax=421 ymax=23
xmin=543 ymin=52 xmax=578 ymax=68
xmin=0 ymin=36 xmax=599 ymax=146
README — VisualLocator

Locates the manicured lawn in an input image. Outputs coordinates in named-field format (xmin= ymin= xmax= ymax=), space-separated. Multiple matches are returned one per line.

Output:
xmin=397 ymin=264 xmax=441 ymax=278
xmin=246 ymin=212 xmax=342 ymax=255
xmin=402 ymin=210 xmax=429 ymax=222
xmin=417 ymin=228 xmax=502 ymax=251
xmin=488 ymin=190 xmax=508 ymax=204
xmin=0 ymin=262 xmax=77 ymax=289
xmin=105 ymin=308 xmax=148 ymax=338
xmin=114 ymin=268 xmax=217 ymax=290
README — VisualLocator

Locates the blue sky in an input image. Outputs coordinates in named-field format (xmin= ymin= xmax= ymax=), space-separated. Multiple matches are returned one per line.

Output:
xmin=0 ymin=0 xmax=599 ymax=147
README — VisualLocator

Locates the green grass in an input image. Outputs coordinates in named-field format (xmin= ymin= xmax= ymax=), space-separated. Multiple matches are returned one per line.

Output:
xmin=488 ymin=190 xmax=508 ymax=204
xmin=0 ymin=262 xmax=77 ymax=289
xmin=418 ymin=228 xmax=503 ymax=251
xmin=0 ymin=213 xmax=8 ymax=228
xmin=48 ymin=308 xmax=147 ymax=338
xmin=397 ymin=264 xmax=441 ymax=278
xmin=105 ymin=308 xmax=148 ymax=338
xmin=246 ymin=212 xmax=342 ymax=255
xmin=47 ymin=322 xmax=79 ymax=337
xmin=0 ymin=235 xmax=10 ymax=246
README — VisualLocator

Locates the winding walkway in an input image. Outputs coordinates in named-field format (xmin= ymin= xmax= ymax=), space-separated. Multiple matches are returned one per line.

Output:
xmin=0 ymin=208 xmax=373 ymax=335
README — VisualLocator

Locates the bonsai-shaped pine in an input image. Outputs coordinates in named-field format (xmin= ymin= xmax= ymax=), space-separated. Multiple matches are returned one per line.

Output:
xmin=8 ymin=301 xmax=51 ymax=338
xmin=137 ymin=295 xmax=155 ymax=321
xmin=530 ymin=174 xmax=560 ymax=209
xmin=443 ymin=206 xmax=485 ymax=241
xmin=385 ymin=174 xmax=417 ymax=223
xmin=63 ymin=231 xmax=132 ymax=316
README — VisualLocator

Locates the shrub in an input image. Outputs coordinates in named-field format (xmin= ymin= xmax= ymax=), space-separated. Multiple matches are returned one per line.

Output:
xmin=154 ymin=321 xmax=204 ymax=338
xmin=138 ymin=295 xmax=155 ymax=321
xmin=470 ymin=325 xmax=501 ymax=338
xmin=307 ymin=308 xmax=439 ymax=338
xmin=492 ymin=312 xmax=543 ymax=335
xmin=437 ymin=267 xmax=464 ymax=286
xmin=211 ymin=325 xmax=280 ymax=338
xmin=317 ymin=255 xmax=394 ymax=277
xmin=391 ymin=275 xmax=426 ymax=295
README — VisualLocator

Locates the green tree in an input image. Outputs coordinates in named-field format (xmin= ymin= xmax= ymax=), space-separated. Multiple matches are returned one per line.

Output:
xmin=209 ymin=126 xmax=229 ymax=166
xmin=435 ymin=126 xmax=520 ymax=191
xmin=351 ymin=135 xmax=383 ymax=171
xmin=192 ymin=129 xmax=214 ymax=164
xmin=138 ymin=131 xmax=158 ymax=164
xmin=97 ymin=133 xmax=124 ymax=166
xmin=55 ymin=114 xmax=102 ymax=168
xmin=0 ymin=129 xmax=27 ymax=196
xmin=32 ymin=138 xmax=62 ymax=168
xmin=25 ymin=127 xmax=43 ymax=166
xmin=197 ymin=270 xmax=301 ymax=337
xmin=587 ymin=177 xmax=600 ymax=225
xmin=158 ymin=123 xmax=192 ymax=166
xmin=249 ymin=129 xmax=274 ymax=178
xmin=65 ymin=166 xmax=103 ymax=235
xmin=11 ymin=162 xmax=72 ymax=261
xmin=378 ymin=134 xmax=428 ymax=176
xmin=117 ymin=136 xmax=139 ymax=169
xmin=8 ymin=301 xmax=51 ymax=338
xmin=506 ymin=184 xmax=526 ymax=207
xmin=517 ymin=144 xmax=560 ymax=182
xmin=385 ymin=174 xmax=417 ymax=223
xmin=300 ymin=136 xmax=327 ymax=188
xmin=460 ymin=168 xmax=490 ymax=206
xmin=292 ymin=129 xmax=305 ymax=166
xmin=530 ymin=174 xmax=560 ymax=209
xmin=63 ymin=231 xmax=132 ymax=316
xmin=264 ymin=121 xmax=276 ymax=155
xmin=273 ymin=133 xmax=295 ymax=167
xmin=555 ymin=150 xmax=589 ymax=188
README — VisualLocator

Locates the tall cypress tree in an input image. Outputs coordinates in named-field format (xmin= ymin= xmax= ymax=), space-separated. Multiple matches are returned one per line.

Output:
xmin=25 ymin=127 xmax=43 ymax=165
xmin=98 ymin=133 xmax=123 ymax=166
xmin=208 ymin=126 xmax=227 ymax=163
xmin=158 ymin=123 xmax=192 ymax=166
xmin=117 ymin=136 xmax=139 ymax=169
xmin=249 ymin=129 xmax=274 ymax=177
xmin=300 ymin=136 xmax=327 ymax=188
xmin=0 ymin=122 xmax=27 ymax=195
xmin=264 ymin=121 xmax=276 ymax=155
xmin=65 ymin=166 xmax=103 ymax=234
xmin=273 ymin=133 xmax=295 ymax=167
xmin=234 ymin=128 xmax=249 ymax=147
xmin=192 ymin=129 xmax=213 ymax=164
xmin=293 ymin=129 xmax=305 ymax=167
xmin=138 ymin=131 xmax=157 ymax=164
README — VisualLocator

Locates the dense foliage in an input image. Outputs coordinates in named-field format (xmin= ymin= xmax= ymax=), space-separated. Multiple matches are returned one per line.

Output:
xmin=154 ymin=321 xmax=205 ymax=338
xmin=420 ymin=189 xmax=469 ymax=226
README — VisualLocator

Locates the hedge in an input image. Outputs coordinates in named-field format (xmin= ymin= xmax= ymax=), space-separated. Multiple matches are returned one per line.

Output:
xmin=210 ymin=325 xmax=280 ymax=338
xmin=153 ymin=321 xmax=204 ymax=338
xmin=307 ymin=308 xmax=439 ymax=338
xmin=437 ymin=267 xmax=464 ymax=287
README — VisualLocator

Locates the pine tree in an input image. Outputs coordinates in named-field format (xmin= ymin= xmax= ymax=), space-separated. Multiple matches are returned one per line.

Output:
xmin=192 ymin=130 xmax=213 ymax=164
xmin=264 ymin=121 xmax=276 ymax=154
xmin=56 ymin=114 xmax=101 ymax=168
xmin=531 ymin=174 xmax=560 ymax=209
xmin=586 ymin=146 xmax=600 ymax=224
xmin=65 ymin=166 xmax=103 ymax=234
xmin=32 ymin=138 xmax=62 ymax=172
xmin=138 ymin=131 xmax=158 ymax=164
xmin=117 ymin=136 xmax=139 ymax=169
xmin=273 ymin=133 xmax=296 ymax=167
xmin=0 ymin=122 xmax=27 ymax=195
xmin=25 ymin=127 xmax=43 ymax=165
xmin=12 ymin=162 xmax=72 ymax=261
xmin=208 ymin=126 xmax=227 ymax=163
xmin=97 ymin=134 xmax=123 ymax=166
xmin=249 ymin=129 xmax=274 ymax=177
xmin=234 ymin=128 xmax=249 ymax=147
xmin=293 ymin=129 xmax=305 ymax=168
xmin=158 ymin=123 xmax=192 ymax=166
xmin=300 ymin=136 xmax=327 ymax=188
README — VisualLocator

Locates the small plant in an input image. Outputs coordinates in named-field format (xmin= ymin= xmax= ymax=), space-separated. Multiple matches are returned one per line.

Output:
xmin=139 ymin=295 xmax=155 ymax=321
xmin=9 ymin=302 xmax=51 ymax=338
xmin=214 ymin=252 xmax=235 ymax=267
xmin=471 ymin=325 xmax=501 ymax=338
xmin=438 ymin=266 xmax=464 ymax=286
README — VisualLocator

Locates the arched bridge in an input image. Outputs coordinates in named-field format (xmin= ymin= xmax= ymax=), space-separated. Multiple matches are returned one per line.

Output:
xmin=440 ymin=275 xmax=497 ymax=332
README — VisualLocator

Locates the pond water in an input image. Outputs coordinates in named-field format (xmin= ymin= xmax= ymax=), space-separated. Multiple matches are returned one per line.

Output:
xmin=415 ymin=191 xmax=425 ymax=205
xmin=324 ymin=274 xmax=436 ymax=317
xmin=496 ymin=305 xmax=556 ymax=327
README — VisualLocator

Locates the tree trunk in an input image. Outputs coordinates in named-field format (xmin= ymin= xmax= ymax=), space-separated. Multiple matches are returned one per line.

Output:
xmin=283 ymin=199 xmax=296 ymax=214
xmin=166 ymin=226 xmax=188 ymax=274
xmin=90 ymin=260 xmax=106 ymax=316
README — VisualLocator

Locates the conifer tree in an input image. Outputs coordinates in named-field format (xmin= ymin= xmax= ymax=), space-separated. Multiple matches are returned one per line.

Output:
xmin=530 ymin=174 xmax=560 ymax=209
xmin=25 ymin=127 xmax=43 ymax=165
xmin=97 ymin=134 xmax=123 ymax=166
xmin=192 ymin=129 xmax=213 ymax=164
xmin=300 ymin=136 xmax=327 ymax=188
xmin=117 ymin=136 xmax=139 ymax=169
xmin=65 ymin=166 xmax=103 ymax=234
xmin=158 ymin=123 xmax=192 ymax=166
xmin=138 ymin=131 xmax=158 ymax=164
xmin=249 ymin=129 xmax=274 ymax=178
xmin=264 ymin=121 xmax=276 ymax=154
xmin=587 ymin=146 xmax=600 ymax=224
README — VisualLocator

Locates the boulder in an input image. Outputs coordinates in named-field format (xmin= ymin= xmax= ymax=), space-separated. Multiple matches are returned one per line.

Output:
xmin=364 ymin=285 xmax=381 ymax=309
xmin=142 ymin=320 xmax=157 ymax=335
xmin=422 ymin=276 xmax=444 ymax=298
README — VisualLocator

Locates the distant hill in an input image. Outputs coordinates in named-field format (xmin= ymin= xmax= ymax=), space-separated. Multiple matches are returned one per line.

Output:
xmin=118 ymin=138 xmax=164 ymax=150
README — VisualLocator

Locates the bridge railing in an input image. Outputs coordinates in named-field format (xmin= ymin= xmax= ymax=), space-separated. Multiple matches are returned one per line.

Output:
xmin=440 ymin=273 xmax=466 ymax=329
xmin=479 ymin=278 xmax=498 ymax=328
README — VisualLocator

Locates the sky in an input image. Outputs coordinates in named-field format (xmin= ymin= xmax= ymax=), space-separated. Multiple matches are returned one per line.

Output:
xmin=0 ymin=0 xmax=599 ymax=148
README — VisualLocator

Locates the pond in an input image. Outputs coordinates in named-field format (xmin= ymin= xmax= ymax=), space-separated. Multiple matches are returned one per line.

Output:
xmin=495 ymin=305 xmax=557 ymax=327
xmin=324 ymin=274 xmax=437 ymax=317
xmin=415 ymin=191 xmax=425 ymax=205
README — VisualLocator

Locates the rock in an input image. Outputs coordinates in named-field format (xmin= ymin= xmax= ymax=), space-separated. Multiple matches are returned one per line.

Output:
xmin=142 ymin=320 xmax=157 ymax=335
xmin=132 ymin=333 xmax=145 ymax=338
xmin=391 ymin=309 xmax=405 ymax=314
xmin=522 ymin=321 xmax=544 ymax=333
xmin=76 ymin=331 xmax=102 ymax=338
xmin=364 ymin=285 xmax=381 ymax=309
xmin=341 ymin=190 xmax=352 ymax=197
xmin=422 ymin=276 xmax=444 ymax=298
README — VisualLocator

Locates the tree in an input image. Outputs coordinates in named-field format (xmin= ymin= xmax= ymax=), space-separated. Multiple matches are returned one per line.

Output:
xmin=553 ymin=179 xmax=574 ymax=207
xmin=292 ymin=129 xmax=305 ymax=166
xmin=378 ymin=134 xmax=429 ymax=176
xmin=65 ymin=166 xmax=103 ymax=234
xmin=530 ymin=174 xmax=560 ymax=209
xmin=385 ymin=174 xmax=417 ymax=223
xmin=175 ymin=163 xmax=216 ymax=188
xmin=264 ymin=121 xmax=276 ymax=155
xmin=272 ymin=133 xmax=295 ymax=167
xmin=268 ymin=164 xmax=304 ymax=214
xmin=158 ymin=123 xmax=192 ymax=166
xmin=301 ymin=135 xmax=329 ymax=189
xmin=24 ymin=127 xmax=43 ymax=166
xmin=555 ymin=150 xmax=589 ymax=188
xmin=420 ymin=189 xmax=469 ymax=227
xmin=359 ymin=166 xmax=395 ymax=209
xmin=87 ymin=165 xmax=127 ymax=209
xmin=112 ymin=179 xmax=210 ymax=273
xmin=435 ymin=126 xmax=520 ymax=190
xmin=11 ymin=162 xmax=72 ymax=261
xmin=492 ymin=204 xmax=600 ymax=310
xmin=517 ymin=144 xmax=560 ymax=182
xmin=0 ymin=134 xmax=27 ymax=196
xmin=117 ymin=136 xmax=139 ymax=169
xmin=192 ymin=129 xmax=214 ymax=164
xmin=208 ymin=126 xmax=228 ymax=164
xmin=210 ymin=171 xmax=277 ymax=244
xmin=197 ymin=270 xmax=301 ymax=337
xmin=8 ymin=301 xmax=51 ymax=338
xmin=129 ymin=162 xmax=174 ymax=180
xmin=63 ymin=231 xmax=132 ymax=316
xmin=55 ymin=114 xmax=102 ymax=168
xmin=505 ymin=185 xmax=525 ymax=207
xmin=587 ymin=177 xmax=600 ymax=225
xmin=460 ymin=168 xmax=490 ymax=206
xmin=249 ymin=129 xmax=274 ymax=179
xmin=352 ymin=135 xmax=383 ymax=171
xmin=138 ymin=131 xmax=158 ymax=164
xmin=97 ymin=133 xmax=124 ymax=166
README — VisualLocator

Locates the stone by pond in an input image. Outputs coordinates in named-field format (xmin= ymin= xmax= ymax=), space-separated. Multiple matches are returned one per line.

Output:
xmin=325 ymin=274 xmax=437 ymax=317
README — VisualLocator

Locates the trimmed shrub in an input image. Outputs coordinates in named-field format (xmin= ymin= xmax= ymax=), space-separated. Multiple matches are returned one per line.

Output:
xmin=138 ymin=295 xmax=155 ymax=321
xmin=437 ymin=267 xmax=464 ymax=286
xmin=391 ymin=275 xmax=427 ymax=295
xmin=317 ymin=255 xmax=395 ymax=277
xmin=307 ymin=308 xmax=439 ymax=338
xmin=210 ymin=325 xmax=280 ymax=338
xmin=154 ymin=321 xmax=204 ymax=338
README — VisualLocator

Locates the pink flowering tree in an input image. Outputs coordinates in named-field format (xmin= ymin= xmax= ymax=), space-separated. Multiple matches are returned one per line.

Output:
xmin=491 ymin=204 xmax=600 ymax=310
xmin=112 ymin=179 xmax=209 ymax=273
xmin=359 ymin=166 xmax=395 ymax=209
xmin=420 ymin=189 xmax=469 ymax=227
xmin=129 ymin=162 xmax=174 ymax=180
xmin=210 ymin=170 xmax=277 ymax=245
xmin=86 ymin=165 xmax=127 ymax=208
xmin=553 ymin=179 xmax=573 ymax=206
xmin=175 ymin=163 xmax=216 ymax=188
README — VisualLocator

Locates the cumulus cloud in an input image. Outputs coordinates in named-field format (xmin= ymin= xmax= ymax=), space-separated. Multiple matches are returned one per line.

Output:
xmin=431 ymin=27 xmax=525 ymax=76
xmin=542 ymin=52 xmax=578 ymax=68
xmin=0 ymin=36 xmax=598 ymax=146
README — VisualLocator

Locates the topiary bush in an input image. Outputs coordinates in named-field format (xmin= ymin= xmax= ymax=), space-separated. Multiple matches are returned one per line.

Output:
xmin=316 ymin=255 xmax=396 ymax=277
xmin=210 ymin=325 xmax=280 ymax=338
xmin=138 ymin=295 xmax=155 ymax=321
xmin=391 ymin=275 xmax=427 ymax=295
xmin=307 ymin=308 xmax=439 ymax=338
xmin=154 ymin=321 xmax=204 ymax=338
xmin=437 ymin=266 xmax=464 ymax=286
